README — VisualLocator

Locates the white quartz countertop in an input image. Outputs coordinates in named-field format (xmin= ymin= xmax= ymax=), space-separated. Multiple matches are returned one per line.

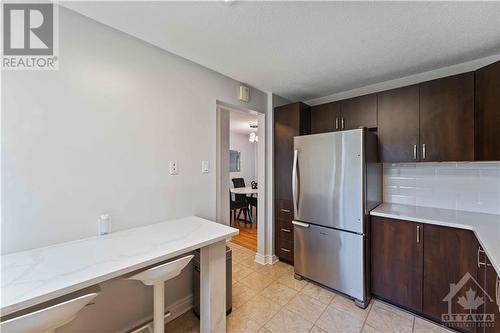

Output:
xmin=1 ymin=216 xmax=238 ymax=316
xmin=371 ymin=203 xmax=500 ymax=276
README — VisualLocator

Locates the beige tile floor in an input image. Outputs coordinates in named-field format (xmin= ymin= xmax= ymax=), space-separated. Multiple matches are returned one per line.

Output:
xmin=166 ymin=242 xmax=453 ymax=333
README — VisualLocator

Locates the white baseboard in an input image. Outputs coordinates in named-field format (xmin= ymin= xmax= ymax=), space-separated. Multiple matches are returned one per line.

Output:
xmin=255 ymin=253 xmax=279 ymax=265
xmin=166 ymin=294 xmax=193 ymax=323
xmin=124 ymin=294 xmax=193 ymax=333
xmin=268 ymin=255 xmax=279 ymax=265
xmin=254 ymin=253 xmax=267 ymax=265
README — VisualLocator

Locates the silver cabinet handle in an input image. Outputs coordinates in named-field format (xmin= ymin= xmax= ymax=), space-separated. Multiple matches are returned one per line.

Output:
xmin=292 ymin=149 xmax=299 ymax=215
xmin=280 ymin=248 xmax=291 ymax=253
xmin=341 ymin=117 xmax=345 ymax=129
xmin=478 ymin=247 xmax=486 ymax=268
xmin=413 ymin=144 xmax=417 ymax=160
xmin=335 ymin=117 xmax=339 ymax=130
xmin=292 ymin=221 xmax=310 ymax=228
xmin=280 ymin=209 xmax=291 ymax=213
xmin=416 ymin=225 xmax=420 ymax=243
xmin=422 ymin=144 xmax=426 ymax=160
xmin=281 ymin=228 xmax=291 ymax=233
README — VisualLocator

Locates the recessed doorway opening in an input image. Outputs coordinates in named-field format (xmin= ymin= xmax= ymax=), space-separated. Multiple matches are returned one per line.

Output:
xmin=216 ymin=101 xmax=266 ymax=259
xmin=228 ymin=110 xmax=259 ymax=251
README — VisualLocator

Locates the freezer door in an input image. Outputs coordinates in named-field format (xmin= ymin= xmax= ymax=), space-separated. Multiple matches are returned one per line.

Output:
xmin=293 ymin=129 xmax=364 ymax=233
xmin=293 ymin=221 xmax=365 ymax=301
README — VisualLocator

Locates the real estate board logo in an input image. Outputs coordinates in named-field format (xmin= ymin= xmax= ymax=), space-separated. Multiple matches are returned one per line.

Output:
xmin=2 ymin=2 xmax=58 ymax=70
xmin=442 ymin=272 xmax=496 ymax=330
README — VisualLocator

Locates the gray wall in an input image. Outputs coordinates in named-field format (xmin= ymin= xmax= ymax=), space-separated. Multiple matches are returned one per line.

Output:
xmin=2 ymin=7 xmax=267 ymax=332
xmin=229 ymin=131 xmax=257 ymax=186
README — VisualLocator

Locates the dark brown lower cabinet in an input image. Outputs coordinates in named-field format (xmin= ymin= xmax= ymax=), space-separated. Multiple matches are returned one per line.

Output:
xmin=423 ymin=225 xmax=478 ymax=333
xmin=276 ymin=217 xmax=294 ymax=263
xmin=275 ymin=199 xmax=295 ymax=264
xmin=371 ymin=217 xmax=499 ymax=333
xmin=371 ymin=216 xmax=423 ymax=312
xmin=479 ymin=254 xmax=500 ymax=333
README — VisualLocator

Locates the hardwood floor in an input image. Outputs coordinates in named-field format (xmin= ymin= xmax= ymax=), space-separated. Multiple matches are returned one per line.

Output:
xmin=230 ymin=207 xmax=257 ymax=252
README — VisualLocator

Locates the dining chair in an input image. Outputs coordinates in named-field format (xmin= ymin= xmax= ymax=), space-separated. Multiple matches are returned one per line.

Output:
xmin=0 ymin=293 xmax=99 ymax=333
xmin=248 ymin=181 xmax=257 ymax=219
xmin=231 ymin=178 xmax=252 ymax=222
xmin=127 ymin=256 xmax=194 ymax=333
xmin=247 ymin=196 xmax=257 ymax=222
xmin=231 ymin=178 xmax=245 ymax=188
xmin=230 ymin=191 xmax=249 ymax=222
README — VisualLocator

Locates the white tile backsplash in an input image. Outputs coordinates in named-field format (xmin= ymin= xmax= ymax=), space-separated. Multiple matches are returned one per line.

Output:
xmin=383 ymin=162 xmax=500 ymax=215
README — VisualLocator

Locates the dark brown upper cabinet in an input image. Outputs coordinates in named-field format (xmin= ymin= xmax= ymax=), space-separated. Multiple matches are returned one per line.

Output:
xmin=475 ymin=60 xmax=500 ymax=161
xmin=377 ymin=85 xmax=420 ymax=163
xmin=274 ymin=102 xmax=310 ymax=202
xmin=419 ymin=72 xmax=474 ymax=162
xmin=340 ymin=94 xmax=378 ymax=130
xmin=310 ymin=102 xmax=341 ymax=134
xmin=304 ymin=63 xmax=500 ymax=162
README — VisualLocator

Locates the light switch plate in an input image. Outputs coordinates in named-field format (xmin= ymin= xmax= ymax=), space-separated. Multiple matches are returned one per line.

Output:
xmin=169 ymin=160 xmax=178 ymax=175
xmin=201 ymin=160 xmax=209 ymax=174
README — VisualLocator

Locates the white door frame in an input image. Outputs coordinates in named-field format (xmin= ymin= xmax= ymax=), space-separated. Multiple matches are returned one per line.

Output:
xmin=216 ymin=101 xmax=272 ymax=264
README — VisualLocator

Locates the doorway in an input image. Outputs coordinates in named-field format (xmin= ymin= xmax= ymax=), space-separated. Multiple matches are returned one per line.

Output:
xmin=228 ymin=109 xmax=259 ymax=251
xmin=216 ymin=102 xmax=266 ymax=257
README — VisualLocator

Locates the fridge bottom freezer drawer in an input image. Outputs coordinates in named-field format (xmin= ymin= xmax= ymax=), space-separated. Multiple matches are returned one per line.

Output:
xmin=294 ymin=223 xmax=365 ymax=301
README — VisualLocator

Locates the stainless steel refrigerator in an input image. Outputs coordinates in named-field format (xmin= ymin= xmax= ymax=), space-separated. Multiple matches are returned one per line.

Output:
xmin=292 ymin=128 xmax=381 ymax=308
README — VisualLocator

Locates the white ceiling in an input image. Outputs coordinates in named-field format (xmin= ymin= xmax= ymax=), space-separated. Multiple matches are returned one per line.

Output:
xmin=229 ymin=109 xmax=258 ymax=135
xmin=63 ymin=1 xmax=500 ymax=101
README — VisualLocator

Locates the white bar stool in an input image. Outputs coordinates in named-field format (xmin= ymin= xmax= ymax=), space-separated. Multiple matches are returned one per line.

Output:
xmin=128 ymin=255 xmax=194 ymax=333
xmin=0 ymin=292 xmax=99 ymax=333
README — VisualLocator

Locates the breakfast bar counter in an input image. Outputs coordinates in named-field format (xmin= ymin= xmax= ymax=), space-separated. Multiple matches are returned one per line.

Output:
xmin=1 ymin=216 xmax=238 ymax=332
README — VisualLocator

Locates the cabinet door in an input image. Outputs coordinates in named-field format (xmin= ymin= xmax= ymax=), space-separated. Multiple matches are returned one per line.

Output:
xmin=371 ymin=217 xmax=423 ymax=312
xmin=475 ymin=61 xmax=500 ymax=161
xmin=377 ymin=85 xmax=420 ymax=163
xmin=274 ymin=102 xmax=309 ymax=201
xmin=419 ymin=72 xmax=474 ymax=161
xmin=274 ymin=103 xmax=309 ymax=264
xmin=478 ymin=253 xmax=500 ymax=333
xmin=340 ymin=94 xmax=377 ymax=130
xmin=423 ymin=224 xmax=478 ymax=329
xmin=311 ymin=102 xmax=341 ymax=134
xmin=275 ymin=199 xmax=294 ymax=264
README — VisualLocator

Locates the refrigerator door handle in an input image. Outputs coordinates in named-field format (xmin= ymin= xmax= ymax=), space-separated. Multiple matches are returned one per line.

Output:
xmin=292 ymin=149 xmax=299 ymax=215
xmin=292 ymin=221 xmax=310 ymax=228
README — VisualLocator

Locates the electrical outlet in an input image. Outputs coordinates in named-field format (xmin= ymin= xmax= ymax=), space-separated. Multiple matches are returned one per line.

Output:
xmin=201 ymin=161 xmax=209 ymax=174
xmin=169 ymin=160 xmax=178 ymax=175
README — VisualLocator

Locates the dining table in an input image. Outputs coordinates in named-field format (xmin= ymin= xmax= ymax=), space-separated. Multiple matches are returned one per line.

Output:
xmin=229 ymin=187 xmax=258 ymax=195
